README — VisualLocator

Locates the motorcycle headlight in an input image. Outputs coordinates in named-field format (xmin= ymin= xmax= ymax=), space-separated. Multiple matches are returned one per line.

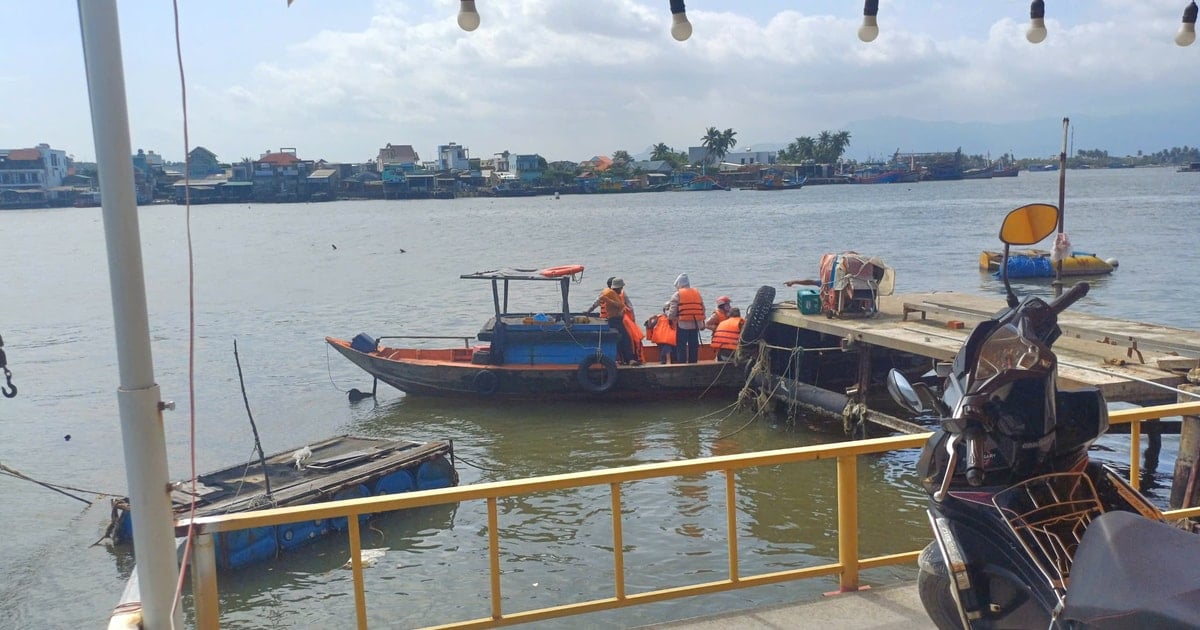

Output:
xmin=972 ymin=322 xmax=1042 ymax=385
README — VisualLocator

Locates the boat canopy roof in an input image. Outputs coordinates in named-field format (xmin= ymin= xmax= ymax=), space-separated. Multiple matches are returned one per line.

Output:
xmin=461 ymin=265 xmax=586 ymax=317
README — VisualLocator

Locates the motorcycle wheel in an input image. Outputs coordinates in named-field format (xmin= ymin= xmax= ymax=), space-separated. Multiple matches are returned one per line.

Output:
xmin=918 ymin=542 xmax=964 ymax=630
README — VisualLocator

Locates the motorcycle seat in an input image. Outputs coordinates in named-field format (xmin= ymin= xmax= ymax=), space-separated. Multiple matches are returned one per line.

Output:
xmin=1060 ymin=510 xmax=1200 ymax=629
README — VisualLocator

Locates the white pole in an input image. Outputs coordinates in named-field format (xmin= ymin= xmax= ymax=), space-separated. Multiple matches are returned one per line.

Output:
xmin=76 ymin=1 xmax=181 ymax=627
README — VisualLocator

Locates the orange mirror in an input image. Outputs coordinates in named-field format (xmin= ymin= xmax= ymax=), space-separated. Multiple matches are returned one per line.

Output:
xmin=999 ymin=203 xmax=1059 ymax=246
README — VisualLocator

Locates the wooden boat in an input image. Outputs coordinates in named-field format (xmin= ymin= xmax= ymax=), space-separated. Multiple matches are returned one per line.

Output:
xmin=754 ymin=174 xmax=806 ymax=191
xmin=110 ymin=435 xmax=456 ymax=570
xmin=980 ymin=249 xmax=1117 ymax=278
xmin=992 ymin=165 xmax=1020 ymax=177
xmin=327 ymin=266 xmax=743 ymax=400
xmin=1178 ymin=162 xmax=1200 ymax=173
xmin=683 ymin=175 xmax=729 ymax=191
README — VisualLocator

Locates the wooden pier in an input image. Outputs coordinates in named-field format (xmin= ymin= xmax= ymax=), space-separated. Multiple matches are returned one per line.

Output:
xmin=768 ymin=291 xmax=1200 ymax=405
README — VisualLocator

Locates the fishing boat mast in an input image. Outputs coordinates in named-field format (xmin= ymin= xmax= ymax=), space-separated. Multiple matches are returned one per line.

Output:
xmin=77 ymin=1 xmax=181 ymax=627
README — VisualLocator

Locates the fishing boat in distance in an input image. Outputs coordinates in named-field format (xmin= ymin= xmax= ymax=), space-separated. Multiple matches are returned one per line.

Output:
xmin=754 ymin=172 xmax=806 ymax=191
xmin=327 ymin=266 xmax=742 ymax=400
xmin=110 ymin=435 xmax=457 ymax=570
xmin=980 ymin=248 xmax=1118 ymax=278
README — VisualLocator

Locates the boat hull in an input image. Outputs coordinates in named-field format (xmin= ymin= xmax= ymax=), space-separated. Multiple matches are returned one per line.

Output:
xmin=980 ymin=250 xmax=1115 ymax=277
xmin=327 ymin=337 xmax=743 ymax=400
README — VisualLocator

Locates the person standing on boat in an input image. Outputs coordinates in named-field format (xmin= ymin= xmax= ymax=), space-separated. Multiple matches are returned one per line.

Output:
xmin=668 ymin=273 xmax=706 ymax=364
xmin=705 ymin=296 xmax=734 ymax=337
xmin=645 ymin=302 xmax=677 ymax=364
xmin=710 ymin=307 xmax=743 ymax=361
xmin=588 ymin=277 xmax=639 ymax=366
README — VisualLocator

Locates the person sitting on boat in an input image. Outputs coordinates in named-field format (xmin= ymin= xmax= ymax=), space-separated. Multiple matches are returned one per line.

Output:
xmin=587 ymin=277 xmax=639 ymax=366
xmin=668 ymin=273 xmax=706 ymax=364
xmin=705 ymin=295 xmax=734 ymax=336
xmin=604 ymin=276 xmax=645 ymax=364
xmin=710 ymin=308 xmax=743 ymax=361
xmin=645 ymin=302 xmax=677 ymax=365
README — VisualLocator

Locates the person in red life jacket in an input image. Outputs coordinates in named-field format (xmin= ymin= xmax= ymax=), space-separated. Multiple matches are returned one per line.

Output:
xmin=588 ymin=277 xmax=639 ymax=366
xmin=644 ymin=302 xmax=677 ymax=364
xmin=667 ymin=273 xmax=705 ymax=364
xmin=710 ymin=307 xmax=743 ymax=361
xmin=705 ymin=295 xmax=734 ymax=337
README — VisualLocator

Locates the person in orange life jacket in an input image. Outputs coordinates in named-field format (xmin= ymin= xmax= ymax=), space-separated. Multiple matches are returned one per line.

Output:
xmin=705 ymin=295 xmax=734 ymax=337
xmin=587 ymin=277 xmax=639 ymax=366
xmin=710 ymin=307 xmax=743 ymax=361
xmin=667 ymin=273 xmax=705 ymax=364
xmin=644 ymin=301 xmax=677 ymax=364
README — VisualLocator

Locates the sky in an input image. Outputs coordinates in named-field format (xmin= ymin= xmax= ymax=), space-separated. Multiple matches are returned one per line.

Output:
xmin=2 ymin=0 xmax=1198 ymax=164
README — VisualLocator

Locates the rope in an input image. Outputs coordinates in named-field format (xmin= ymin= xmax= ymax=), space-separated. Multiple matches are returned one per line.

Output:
xmin=0 ymin=462 xmax=117 ymax=505
xmin=325 ymin=343 xmax=351 ymax=393
xmin=454 ymin=454 xmax=509 ymax=473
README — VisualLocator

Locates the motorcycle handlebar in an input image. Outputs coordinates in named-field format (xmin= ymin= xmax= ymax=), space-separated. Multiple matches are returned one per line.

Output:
xmin=1048 ymin=281 xmax=1089 ymax=316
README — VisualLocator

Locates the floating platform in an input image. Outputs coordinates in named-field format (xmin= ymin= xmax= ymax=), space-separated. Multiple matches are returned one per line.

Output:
xmin=111 ymin=435 xmax=457 ymax=570
xmin=767 ymin=292 xmax=1200 ymax=405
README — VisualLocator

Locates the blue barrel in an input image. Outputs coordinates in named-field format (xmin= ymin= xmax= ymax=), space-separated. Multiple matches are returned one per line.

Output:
xmin=330 ymin=484 xmax=371 ymax=531
xmin=416 ymin=457 xmax=456 ymax=490
xmin=373 ymin=470 xmax=416 ymax=496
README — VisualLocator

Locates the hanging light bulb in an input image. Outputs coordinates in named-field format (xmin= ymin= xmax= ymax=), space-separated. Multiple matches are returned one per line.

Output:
xmin=858 ymin=0 xmax=879 ymax=43
xmin=457 ymin=0 xmax=480 ymax=32
xmin=1176 ymin=1 xmax=1198 ymax=46
xmin=669 ymin=0 xmax=692 ymax=41
xmin=1026 ymin=0 xmax=1047 ymax=44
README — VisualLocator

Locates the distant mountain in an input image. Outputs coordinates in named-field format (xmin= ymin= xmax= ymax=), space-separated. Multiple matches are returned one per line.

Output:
xmin=833 ymin=111 xmax=1194 ymax=162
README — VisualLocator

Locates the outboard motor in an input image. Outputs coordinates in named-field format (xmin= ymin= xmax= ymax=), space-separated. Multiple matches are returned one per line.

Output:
xmin=887 ymin=203 xmax=1200 ymax=629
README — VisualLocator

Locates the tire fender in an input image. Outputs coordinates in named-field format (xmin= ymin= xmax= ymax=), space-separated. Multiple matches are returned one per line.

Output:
xmin=739 ymin=285 xmax=776 ymax=346
xmin=472 ymin=369 xmax=499 ymax=396
xmin=576 ymin=353 xmax=618 ymax=394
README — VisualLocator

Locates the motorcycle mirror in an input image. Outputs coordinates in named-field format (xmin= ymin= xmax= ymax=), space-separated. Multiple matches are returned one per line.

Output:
xmin=1000 ymin=203 xmax=1058 ymax=245
xmin=999 ymin=203 xmax=1059 ymax=308
xmin=886 ymin=368 xmax=927 ymax=414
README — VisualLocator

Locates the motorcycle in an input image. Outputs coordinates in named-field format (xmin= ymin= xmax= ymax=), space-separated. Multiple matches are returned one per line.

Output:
xmin=886 ymin=203 xmax=1200 ymax=629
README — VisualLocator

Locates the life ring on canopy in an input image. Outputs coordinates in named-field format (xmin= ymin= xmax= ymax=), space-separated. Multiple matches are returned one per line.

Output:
xmin=576 ymin=353 xmax=618 ymax=394
xmin=540 ymin=265 xmax=585 ymax=278
xmin=472 ymin=369 xmax=499 ymax=396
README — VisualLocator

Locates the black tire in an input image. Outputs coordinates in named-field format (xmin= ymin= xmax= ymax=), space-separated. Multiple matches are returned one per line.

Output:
xmin=739 ymin=285 xmax=776 ymax=346
xmin=472 ymin=369 xmax=499 ymax=396
xmin=576 ymin=353 xmax=618 ymax=394
xmin=917 ymin=542 xmax=964 ymax=630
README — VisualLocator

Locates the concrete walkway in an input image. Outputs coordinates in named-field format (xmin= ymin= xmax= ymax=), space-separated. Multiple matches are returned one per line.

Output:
xmin=643 ymin=583 xmax=936 ymax=629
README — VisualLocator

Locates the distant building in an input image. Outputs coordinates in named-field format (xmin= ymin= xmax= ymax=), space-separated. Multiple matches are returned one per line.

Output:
xmin=512 ymin=154 xmax=544 ymax=182
xmin=252 ymin=148 xmax=315 ymax=201
xmin=725 ymin=148 xmax=777 ymax=166
xmin=629 ymin=160 xmax=674 ymax=175
xmin=376 ymin=143 xmax=419 ymax=172
xmin=579 ymin=155 xmax=612 ymax=172
xmin=187 ymin=146 xmax=222 ymax=179
xmin=0 ymin=143 xmax=69 ymax=207
xmin=437 ymin=142 xmax=470 ymax=171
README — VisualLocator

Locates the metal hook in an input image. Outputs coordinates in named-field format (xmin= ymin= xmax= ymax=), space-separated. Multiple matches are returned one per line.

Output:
xmin=2 ymin=367 xmax=14 ymax=398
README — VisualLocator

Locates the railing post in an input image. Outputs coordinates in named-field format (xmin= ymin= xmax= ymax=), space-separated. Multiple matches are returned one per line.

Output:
xmin=347 ymin=516 xmax=368 ymax=630
xmin=836 ymin=455 xmax=859 ymax=591
xmin=1130 ymin=419 xmax=1142 ymax=491
xmin=192 ymin=532 xmax=220 ymax=630
xmin=1172 ymin=380 xmax=1200 ymax=509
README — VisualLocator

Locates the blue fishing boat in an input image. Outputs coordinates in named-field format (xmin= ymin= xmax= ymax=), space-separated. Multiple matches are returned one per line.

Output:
xmin=109 ymin=435 xmax=457 ymax=570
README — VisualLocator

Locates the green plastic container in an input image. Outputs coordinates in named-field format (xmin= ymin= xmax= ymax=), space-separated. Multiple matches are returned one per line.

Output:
xmin=797 ymin=288 xmax=820 ymax=315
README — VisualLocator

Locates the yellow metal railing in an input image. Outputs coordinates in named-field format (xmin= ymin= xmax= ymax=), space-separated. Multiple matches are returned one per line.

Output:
xmin=179 ymin=400 xmax=1200 ymax=629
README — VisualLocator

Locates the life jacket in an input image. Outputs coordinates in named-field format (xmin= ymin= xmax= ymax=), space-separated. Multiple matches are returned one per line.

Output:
xmin=711 ymin=316 xmax=744 ymax=350
xmin=623 ymin=310 xmax=646 ymax=362
xmin=676 ymin=287 xmax=704 ymax=323
xmin=710 ymin=310 xmax=731 ymax=325
xmin=646 ymin=314 xmax=676 ymax=346
xmin=598 ymin=288 xmax=625 ymax=319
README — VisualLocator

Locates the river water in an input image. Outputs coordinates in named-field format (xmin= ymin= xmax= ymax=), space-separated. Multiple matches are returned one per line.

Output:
xmin=1 ymin=167 xmax=1197 ymax=628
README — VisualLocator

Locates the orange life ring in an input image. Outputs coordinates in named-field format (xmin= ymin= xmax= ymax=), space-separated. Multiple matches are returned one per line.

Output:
xmin=539 ymin=264 xmax=585 ymax=278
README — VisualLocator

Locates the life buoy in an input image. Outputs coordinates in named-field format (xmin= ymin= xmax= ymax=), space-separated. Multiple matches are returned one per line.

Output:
xmin=472 ymin=369 xmax=499 ymax=395
xmin=576 ymin=353 xmax=618 ymax=394
xmin=540 ymin=264 xmax=585 ymax=278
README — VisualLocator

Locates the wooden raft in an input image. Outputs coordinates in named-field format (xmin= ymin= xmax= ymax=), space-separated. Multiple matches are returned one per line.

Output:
xmin=770 ymin=292 xmax=1200 ymax=405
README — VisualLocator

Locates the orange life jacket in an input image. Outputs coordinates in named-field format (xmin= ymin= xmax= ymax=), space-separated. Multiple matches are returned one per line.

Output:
xmin=598 ymin=287 xmax=625 ymax=319
xmin=711 ymin=316 xmax=744 ymax=350
xmin=646 ymin=314 xmax=676 ymax=346
xmin=676 ymin=287 xmax=704 ymax=323
xmin=623 ymin=310 xmax=646 ymax=362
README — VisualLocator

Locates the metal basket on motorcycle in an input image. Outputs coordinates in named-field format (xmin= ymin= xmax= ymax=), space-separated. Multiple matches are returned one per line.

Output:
xmin=991 ymin=472 xmax=1104 ymax=597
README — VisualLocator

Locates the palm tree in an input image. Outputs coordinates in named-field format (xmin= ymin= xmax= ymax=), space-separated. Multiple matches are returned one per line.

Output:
xmin=651 ymin=143 xmax=673 ymax=162
xmin=700 ymin=127 xmax=738 ymax=170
